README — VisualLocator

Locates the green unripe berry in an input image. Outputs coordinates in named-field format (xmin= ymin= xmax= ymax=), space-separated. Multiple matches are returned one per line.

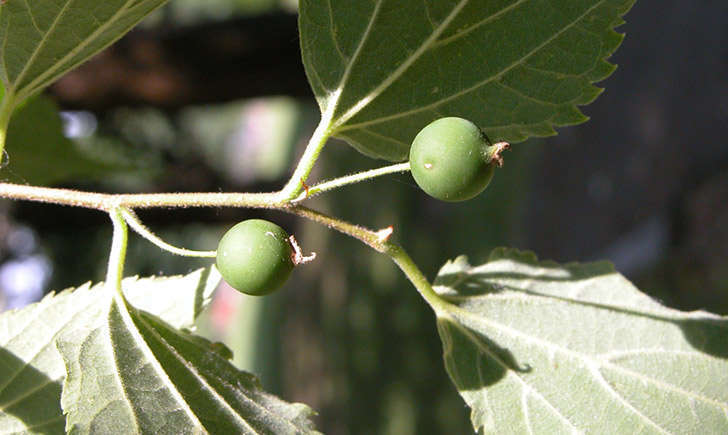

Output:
xmin=409 ymin=117 xmax=496 ymax=202
xmin=216 ymin=219 xmax=294 ymax=296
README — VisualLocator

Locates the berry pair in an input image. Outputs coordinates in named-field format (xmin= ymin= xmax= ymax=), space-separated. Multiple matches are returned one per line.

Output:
xmin=218 ymin=117 xmax=501 ymax=295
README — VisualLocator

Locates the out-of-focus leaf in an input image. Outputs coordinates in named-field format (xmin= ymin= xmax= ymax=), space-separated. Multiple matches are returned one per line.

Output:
xmin=1 ymin=96 xmax=125 ymax=185
xmin=0 ymin=0 xmax=169 ymax=106
xmin=299 ymin=0 xmax=636 ymax=160
xmin=433 ymin=248 xmax=728 ymax=433
xmin=0 ymin=268 xmax=219 ymax=433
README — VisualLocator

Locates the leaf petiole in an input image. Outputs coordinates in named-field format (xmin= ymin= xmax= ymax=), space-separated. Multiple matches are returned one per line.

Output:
xmin=107 ymin=208 xmax=129 ymax=299
xmin=278 ymin=116 xmax=333 ymax=201
xmin=0 ymin=90 xmax=15 ymax=160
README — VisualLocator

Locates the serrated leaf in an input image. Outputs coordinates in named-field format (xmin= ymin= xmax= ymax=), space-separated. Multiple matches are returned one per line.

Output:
xmin=58 ymin=294 xmax=319 ymax=434
xmin=299 ymin=0 xmax=636 ymax=160
xmin=433 ymin=248 xmax=728 ymax=433
xmin=0 ymin=283 xmax=100 ymax=434
xmin=0 ymin=267 xmax=218 ymax=433
xmin=1 ymin=96 xmax=125 ymax=186
xmin=0 ymin=0 xmax=169 ymax=106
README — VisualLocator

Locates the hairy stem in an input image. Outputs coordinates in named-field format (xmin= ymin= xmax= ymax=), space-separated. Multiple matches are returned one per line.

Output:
xmin=0 ymin=91 xmax=15 ymax=160
xmin=385 ymin=244 xmax=449 ymax=314
xmin=0 ymin=173 xmax=448 ymax=312
xmin=0 ymin=184 xmax=280 ymax=210
xmin=293 ymin=162 xmax=410 ymax=202
xmin=289 ymin=205 xmax=448 ymax=313
xmin=107 ymin=208 xmax=129 ymax=299
xmin=0 ymin=157 xmax=411 ymax=210
xmin=279 ymin=113 xmax=333 ymax=200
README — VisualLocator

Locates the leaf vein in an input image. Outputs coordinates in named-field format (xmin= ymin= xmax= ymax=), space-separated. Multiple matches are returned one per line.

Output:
xmin=0 ymin=376 xmax=57 ymax=411
xmin=0 ymin=288 xmax=94 ymax=396
xmin=12 ymin=0 xmax=74 ymax=93
xmin=109 ymin=299 xmax=203 ymax=431
xmin=588 ymin=364 xmax=671 ymax=434
xmin=357 ymin=126 xmax=409 ymax=146
xmin=21 ymin=413 xmax=65 ymax=431
xmin=332 ymin=0 xmax=472 ymax=130
xmin=450 ymin=303 xmax=728 ymax=411
xmin=326 ymin=0 xmax=346 ymax=61
xmin=18 ymin=0 xmax=163 ymax=101
xmin=600 ymin=348 xmax=723 ymax=362
xmin=337 ymin=0 xmax=608 ymax=133
xmin=520 ymin=390 xmax=535 ymax=435
xmin=496 ymin=81 xmax=558 ymax=107
xmin=133 ymin=312 xmax=295 ymax=433
xmin=22 ymin=0 xmax=43 ymax=34
xmin=433 ymin=0 xmax=527 ymax=48
xmin=599 ymin=361 xmax=728 ymax=410
xmin=446 ymin=316 xmax=579 ymax=430
xmin=327 ymin=0 xmax=383 ymax=114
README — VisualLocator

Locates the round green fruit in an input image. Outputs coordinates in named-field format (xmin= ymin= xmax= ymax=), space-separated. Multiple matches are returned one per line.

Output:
xmin=409 ymin=117 xmax=495 ymax=202
xmin=216 ymin=219 xmax=294 ymax=296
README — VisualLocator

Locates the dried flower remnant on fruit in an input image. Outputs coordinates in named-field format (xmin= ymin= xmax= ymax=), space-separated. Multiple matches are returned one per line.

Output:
xmin=289 ymin=234 xmax=316 ymax=265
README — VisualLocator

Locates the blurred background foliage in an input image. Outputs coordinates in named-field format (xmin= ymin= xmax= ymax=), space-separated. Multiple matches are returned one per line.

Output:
xmin=0 ymin=1 xmax=726 ymax=434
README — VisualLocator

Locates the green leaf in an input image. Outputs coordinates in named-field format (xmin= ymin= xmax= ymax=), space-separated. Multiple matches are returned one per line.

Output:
xmin=122 ymin=266 xmax=221 ymax=330
xmin=299 ymin=0 xmax=636 ymax=160
xmin=0 ymin=283 xmax=99 ymax=434
xmin=1 ymin=96 xmax=125 ymax=186
xmin=58 ymin=294 xmax=319 ymax=434
xmin=0 ymin=268 xmax=219 ymax=433
xmin=0 ymin=0 xmax=169 ymax=105
xmin=433 ymin=249 xmax=728 ymax=433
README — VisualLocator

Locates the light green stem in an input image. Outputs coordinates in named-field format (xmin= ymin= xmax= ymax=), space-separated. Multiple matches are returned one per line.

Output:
xmin=293 ymin=162 xmax=411 ymax=202
xmin=121 ymin=208 xmax=216 ymax=258
xmin=279 ymin=115 xmax=333 ymax=200
xmin=289 ymin=205 xmax=448 ymax=313
xmin=0 ymin=160 xmax=409 ymax=210
xmin=385 ymin=244 xmax=450 ymax=314
xmin=0 ymin=91 xmax=15 ymax=160
xmin=107 ymin=208 xmax=129 ymax=299
xmin=0 ymin=183 xmax=280 ymax=210
xmin=0 ymin=117 xmax=444 ymax=311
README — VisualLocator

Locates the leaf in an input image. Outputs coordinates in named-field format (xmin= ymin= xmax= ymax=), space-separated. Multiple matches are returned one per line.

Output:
xmin=299 ymin=0 xmax=636 ymax=161
xmin=122 ymin=266 xmax=221 ymax=330
xmin=433 ymin=248 xmax=728 ymax=433
xmin=1 ymin=96 xmax=126 ymax=186
xmin=0 ymin=0 xmax=169 ymax=106
xmin=58 ymin=293 xmax=319 ymax=434
xmin=0 ymin=283 xmax=98 ymax=434
xmin=0 ymin=267 xmax=219 ymax=433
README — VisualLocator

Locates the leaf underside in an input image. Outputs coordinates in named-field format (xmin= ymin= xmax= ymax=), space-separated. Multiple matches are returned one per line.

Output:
xmin=0 ymin=0 xmax=169 ymax=105
xmin=58 ymin=298 xmax=319 ymax=434
xmin=0 ymin=269 xmax=217 ymax=433
xmin=433 ymin=248 xmax=728 ymax=433
xmin=299 ymin=0 xmax=637 ymax=161
xmin=0 ymin=268 xmax=317 ymax=434
xmin=1 ymin=96 xmax=123 ymax=186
